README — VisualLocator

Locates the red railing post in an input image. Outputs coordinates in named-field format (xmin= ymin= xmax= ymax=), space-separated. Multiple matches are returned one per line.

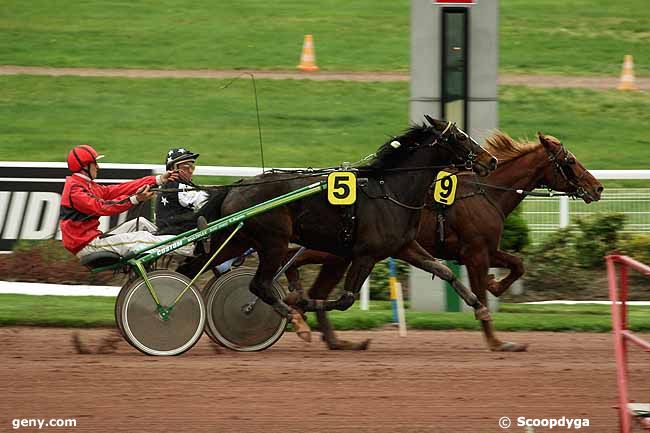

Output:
xmin=607 ymin=256 xmax=631 ymax=433
xmin=619 ymin=263 xmax=629 ymax=380
xmin=620 ymin=263 xmax=628 ymax=330
xmin=606 ymin=254 xmax=650 ymax=433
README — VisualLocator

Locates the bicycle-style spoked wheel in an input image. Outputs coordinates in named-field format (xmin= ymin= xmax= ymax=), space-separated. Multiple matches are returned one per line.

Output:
xmin=204 ymin=267 xmax=287 ymax=352
xmin=118 ymin=270 xmax=206 ymax=356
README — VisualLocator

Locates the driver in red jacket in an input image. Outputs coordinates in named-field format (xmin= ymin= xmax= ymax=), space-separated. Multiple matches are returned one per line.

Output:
xmin=60 ymin=144 xmax=195 ymax=259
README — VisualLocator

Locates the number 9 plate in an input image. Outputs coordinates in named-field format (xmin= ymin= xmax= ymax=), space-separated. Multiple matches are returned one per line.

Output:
xmin=433 ymin=170 xmax=457 ymax=205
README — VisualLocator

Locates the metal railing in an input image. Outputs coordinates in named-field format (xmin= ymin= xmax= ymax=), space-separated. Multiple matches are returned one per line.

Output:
xmin=605 ymin=254 xmax=650 ymax=433
xmin=523 ymin=188 xmax=650 ymax=244
xmin=519 ymin=170 xmax=650 ymax=244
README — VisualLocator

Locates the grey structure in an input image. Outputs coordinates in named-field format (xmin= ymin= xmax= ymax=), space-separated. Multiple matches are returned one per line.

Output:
xmin=410 ymin=0 xmax=498 ymax=143
xmin=409 ymin=0 xmax=499 ymax=311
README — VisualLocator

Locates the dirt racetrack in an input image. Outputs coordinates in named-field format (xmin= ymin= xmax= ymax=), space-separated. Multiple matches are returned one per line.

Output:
xmin=1 ymin=328 xmax=648 ymax=433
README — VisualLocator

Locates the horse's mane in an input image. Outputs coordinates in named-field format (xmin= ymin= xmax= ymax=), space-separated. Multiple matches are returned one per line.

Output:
xmin=482 ymin=130 xmax=541 ymax=162
xmin=360 ymin=123 xmax=433 ymax=170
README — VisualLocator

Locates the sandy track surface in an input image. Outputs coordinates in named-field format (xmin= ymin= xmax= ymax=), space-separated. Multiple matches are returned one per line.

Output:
xmin=1 ymin=327 xmax=648 ymax=432
xmin=1 ymin=65 xmax=648 ymax=91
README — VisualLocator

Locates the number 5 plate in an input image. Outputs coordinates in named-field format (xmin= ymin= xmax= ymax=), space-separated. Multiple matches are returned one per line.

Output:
xmin=327 ymin=172 xmax=356 ymax=205
xmin=433 ymin=170 xmax=457 ymax=205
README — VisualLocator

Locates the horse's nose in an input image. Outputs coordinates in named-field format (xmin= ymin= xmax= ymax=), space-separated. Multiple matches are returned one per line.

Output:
xmin=489 ymin=157 xmax=498 ymax=171
xmin=597 ymin=186 xmax=604 ymax=193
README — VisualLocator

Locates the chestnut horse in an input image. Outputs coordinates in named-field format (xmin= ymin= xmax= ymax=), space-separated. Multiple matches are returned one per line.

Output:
xmin=196 ymin=116 xmax=497 ymax=340
xmin=284 ymin=132 xmax=603 ymax=350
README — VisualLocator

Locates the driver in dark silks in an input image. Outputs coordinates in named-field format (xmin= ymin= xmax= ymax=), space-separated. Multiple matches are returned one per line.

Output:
xmin=155 ymin=147 xmax=248 ymax=275
xmin=155 ymin=147 xmax=209 ymax=235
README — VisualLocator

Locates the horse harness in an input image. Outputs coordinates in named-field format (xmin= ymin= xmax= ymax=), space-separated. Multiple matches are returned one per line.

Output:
xmin=336 ymin=122 xmax=467 ymax=247
xmin=428 ymin=176 xmax=505 ymax=246
xmin=432 ymin=142 xmax=590 ymax=246
xmin=545 ymin=143 xmax=590 ymax=200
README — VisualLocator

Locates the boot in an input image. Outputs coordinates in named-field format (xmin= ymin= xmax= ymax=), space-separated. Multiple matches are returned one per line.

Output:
xmin=197 ymin=216 xmax=211 ymax=254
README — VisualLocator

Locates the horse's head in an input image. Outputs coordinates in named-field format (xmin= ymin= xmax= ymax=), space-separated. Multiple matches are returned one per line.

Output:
xmin=537 ymin=132 xmax=603 ymax=203
xmin=424 ymin=115 xmax=497 ymax=176
xmin=366 ymin=116 xmax=497 ymax=176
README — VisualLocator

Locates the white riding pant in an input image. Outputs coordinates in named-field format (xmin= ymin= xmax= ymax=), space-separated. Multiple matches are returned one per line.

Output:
xmin=76 ymin=231 xmax=195 ymax=259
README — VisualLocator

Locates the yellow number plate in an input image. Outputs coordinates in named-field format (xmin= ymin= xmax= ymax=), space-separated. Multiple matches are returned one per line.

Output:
xmin=327 ymin=172 xmax=356 ymax=205
xmin=433 ymin=170 xmax=457 ymax=205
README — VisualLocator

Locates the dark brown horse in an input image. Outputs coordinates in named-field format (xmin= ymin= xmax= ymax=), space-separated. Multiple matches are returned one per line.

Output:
xmin=283 ymin=132 xmax=603 ymax=350
xmin=197 ymin=116 xmax=497 ymax=340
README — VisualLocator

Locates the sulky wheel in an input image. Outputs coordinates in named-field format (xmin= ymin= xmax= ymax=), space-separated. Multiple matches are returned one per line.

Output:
xmin=204 ymin=267 xmax=287 ymax=352
xmin=114 ymin=276 xmax=138 ymax=344
xmin=114 ymin=282 xmax=128 ymax=342
xmin=117 ymin=270 xmax=206 ymax=356
xmin=201 ymin=277 xmax=220 ymax=345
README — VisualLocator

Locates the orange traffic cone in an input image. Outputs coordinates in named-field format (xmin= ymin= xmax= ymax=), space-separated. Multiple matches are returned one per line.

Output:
xmin=617 ymin=54 xmax=638 ymax=91
xmin=297 ymin=34 xmax=319 ymax=71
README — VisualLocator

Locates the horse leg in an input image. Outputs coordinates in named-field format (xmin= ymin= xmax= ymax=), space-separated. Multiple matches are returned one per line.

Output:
xmin=395 ymin=241 xmax=490 ymax=321
xmin=282 ymin=250 xmax=367 ymax=350
xmin=463 ymin=250 xmax=528 ymax=352
xmin=285 ymin=252 xmax=373 ymax=315
xmin=283 ymin=249 xmax=341 ymax=305
xmin=311 ymin=261 xmax=370 ymax=351
xmin=251 ymin=244 xmax=312 ymax=342
xmin=323 ymin=256 xmax=375 ymax=312
xmin=284 ymin=267 xmax=303 ymax=303
xmin=486 ymin=250 xmax=525 ymax=297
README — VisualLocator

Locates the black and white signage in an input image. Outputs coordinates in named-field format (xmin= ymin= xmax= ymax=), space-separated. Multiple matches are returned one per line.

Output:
xmin=0 ymin=162 xmax=154 ymax=252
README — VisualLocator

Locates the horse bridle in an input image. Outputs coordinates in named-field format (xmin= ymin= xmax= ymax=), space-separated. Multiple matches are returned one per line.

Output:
xmin=366 ymin=122 xmax=477 ymax=210
xmin=546 ymin=143 xmax=590 ymax=199
xmin=456 ymin=143 xmax=593 ymax=218
xmin=431 ymin=122 xmax=480 ymax=171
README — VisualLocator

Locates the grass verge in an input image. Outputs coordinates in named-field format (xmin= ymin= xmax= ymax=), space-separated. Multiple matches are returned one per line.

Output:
xmin=2 ymin=294 xmax=648 ymax=332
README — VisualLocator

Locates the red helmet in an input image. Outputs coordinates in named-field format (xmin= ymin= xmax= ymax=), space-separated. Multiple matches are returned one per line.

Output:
xmin=67 ymin=144 xmax=104 ymax=172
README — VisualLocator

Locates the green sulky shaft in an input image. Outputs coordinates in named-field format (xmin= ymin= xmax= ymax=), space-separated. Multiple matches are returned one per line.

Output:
xmin=89 ymin=180 xmax=327 ymax=273
xmin=136 ymin=180 xmax=328 ymax=264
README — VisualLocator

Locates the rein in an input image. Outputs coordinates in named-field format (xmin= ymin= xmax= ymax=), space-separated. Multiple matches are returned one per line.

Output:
xmin=448 ymin=179 xmax=571 ymax=222
xmin=463 ymin=180 xmax=577 ymax=198
xmin=457 ymin=141 xmax=590 ymax=201
xmin=361 ymin=170 xmax=462 ymax=210
xmin=149 ymin=164 xmax=469 ymax=194
xmin=152 ymin=120 xmax=485 ymax=212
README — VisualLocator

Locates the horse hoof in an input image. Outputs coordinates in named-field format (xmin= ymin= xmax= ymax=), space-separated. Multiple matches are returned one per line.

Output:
xmin=291 ymin=313 xmax=312 ymax=342
xmin=329 ymin=339 xmax=371 ymax=351
xmin=474 ymin=306 xmax=491 ymax=321
xmin=95 ymin=330 xmax=122 ymax=354
xmin=492 ymin=341 xmax=528 ymax=352
xmin=297 ymin=331 xmax=312 ymax=343
xmin=486 ymin=274 xmax=502 ymax=296
xmin=71 ymin=332 xmax=92 ymax=354
xmin=356 ymin=339 xmax=371 ymax=350
xmin=283 ymin=292 xmax=302 ymax=306
xmin=487 ymin=284 xmax=500 ymax=296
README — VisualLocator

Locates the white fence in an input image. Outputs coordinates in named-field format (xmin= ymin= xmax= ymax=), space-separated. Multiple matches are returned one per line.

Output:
xmin=522 ymin=171 xmax=650 ymax=244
